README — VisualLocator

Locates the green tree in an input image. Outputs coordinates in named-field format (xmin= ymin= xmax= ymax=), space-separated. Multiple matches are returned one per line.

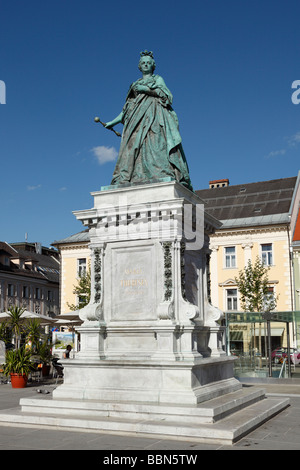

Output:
xmin=7 ymin=306 xmax=26 ymax=349
xmin=235 ymin=257 xmax=277 ymax=363
xmin=0 ymin=320 xmax=10 ymax=345
xmin=234 ymin=257 xmax=277 ymax=313
xmin=25 ymin=318 xmax=42 ymax=351
xmin=67 ymin=268 xmax=91 ymax=311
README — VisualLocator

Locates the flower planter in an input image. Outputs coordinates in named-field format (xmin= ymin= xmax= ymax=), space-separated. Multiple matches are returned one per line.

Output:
xmin=10 ymin=373 xmax=28 ymax=388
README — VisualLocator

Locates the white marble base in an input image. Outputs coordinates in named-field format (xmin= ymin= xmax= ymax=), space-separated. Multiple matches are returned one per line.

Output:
xmin=55 ymin=182 xmax=237 ymax=405
xmin=53 ymin=356 xmax=240 ymax=405
xmin=0 ymin=386 xmax=289 ymax=445
xmin=3 ymin=182 xmax=289 ymax=443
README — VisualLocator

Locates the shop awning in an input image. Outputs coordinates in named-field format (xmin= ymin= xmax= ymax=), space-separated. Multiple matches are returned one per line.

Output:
xmin=271 ymin=328 xmax=284 ymax=336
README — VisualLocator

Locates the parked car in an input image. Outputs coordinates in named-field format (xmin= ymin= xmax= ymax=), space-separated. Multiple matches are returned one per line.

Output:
xmin=291 ymin=350 xmax=300 ymax=365
xmin=271 ymin=347 xmax=300 ymax=364
xmin=272 ymin=347 xmax=287 ymax=363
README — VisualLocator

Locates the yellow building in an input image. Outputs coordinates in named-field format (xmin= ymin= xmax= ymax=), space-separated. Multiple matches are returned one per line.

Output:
xmin=196 ymin=175 xmax=299 ymax=354
xmin=53 ymin=175 xmax=300 ymax=357
xmin=52 ymin=230 xmax=90 ymax=314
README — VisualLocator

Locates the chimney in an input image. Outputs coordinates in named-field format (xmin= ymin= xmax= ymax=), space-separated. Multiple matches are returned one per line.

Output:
xmin=209 ymin=178 xmax=229 ymax=189
xmin=35 ymin=242 xmax=42 ymax=254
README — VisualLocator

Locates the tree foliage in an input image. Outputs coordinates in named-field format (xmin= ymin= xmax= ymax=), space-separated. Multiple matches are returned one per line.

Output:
xmin=67 ymin=268 xmax=91 ymax=311
xmin=25 ymin=318 xmax=42 ymax=350
xmin=0 ymin=321 xmax=10 ymax=344
xmin=7 ymin=306 xmax=26 ymax=349
xmin=234 ymin=257 xmax=277 ymax=312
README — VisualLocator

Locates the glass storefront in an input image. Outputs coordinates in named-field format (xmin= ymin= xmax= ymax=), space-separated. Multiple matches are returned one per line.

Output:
xmin=224 ymin=311 xmax=300 ymax=379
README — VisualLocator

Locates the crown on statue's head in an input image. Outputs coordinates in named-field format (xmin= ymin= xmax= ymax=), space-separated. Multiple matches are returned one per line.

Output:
xmin=140 ymin=50 xmax=154 ymax=58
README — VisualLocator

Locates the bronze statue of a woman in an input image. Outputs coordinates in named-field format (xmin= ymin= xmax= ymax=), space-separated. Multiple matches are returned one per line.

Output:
xmin=105 ymin=51 xmax=193 ymax=191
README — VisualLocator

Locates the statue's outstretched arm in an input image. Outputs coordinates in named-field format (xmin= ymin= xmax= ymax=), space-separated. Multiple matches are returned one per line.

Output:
xmin=105 ymin=111 xmax=124 ymax=129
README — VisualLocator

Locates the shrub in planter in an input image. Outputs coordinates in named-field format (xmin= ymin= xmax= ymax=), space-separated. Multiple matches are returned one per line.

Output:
xmin=2 ymin=347 xmax=35 ymax=388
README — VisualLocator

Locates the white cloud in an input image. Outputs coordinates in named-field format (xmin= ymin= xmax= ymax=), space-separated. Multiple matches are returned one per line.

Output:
xmin=287 ymin=131 xmax=300 ymax=147
xmin=91 ymin=146 xmax=118 ymax=165
xmin=265 ymin=149 xmax=286 ymax=159
xmin=265 ymin=129 xmax=300 ymax=159
xmin=27 ymin=184 xmax=42 ymax=191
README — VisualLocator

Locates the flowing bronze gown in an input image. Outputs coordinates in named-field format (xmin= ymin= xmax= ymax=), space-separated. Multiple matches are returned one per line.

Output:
xmin=110 ymin=74 xmax=193 ymax=192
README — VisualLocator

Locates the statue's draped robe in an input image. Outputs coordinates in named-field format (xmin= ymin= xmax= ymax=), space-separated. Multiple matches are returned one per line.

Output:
xmin=111 ymin=75 xmax=193 ymax=191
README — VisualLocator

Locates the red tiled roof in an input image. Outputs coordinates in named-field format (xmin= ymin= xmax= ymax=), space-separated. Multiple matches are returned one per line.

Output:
xmin=293 ymin=208 xmax=300 ymax=242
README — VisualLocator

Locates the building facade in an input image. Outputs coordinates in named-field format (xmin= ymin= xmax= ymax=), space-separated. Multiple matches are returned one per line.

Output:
xmin=196 ymin=175 xmax=299 ymax=352
xmin=290 ymin=172 xmax=300 ymax=346
xmin=0 ymin=241 xmax=60 ymax=317
xmin=293 ymin=218 xmax=300 ymax=312
xmin=290 ymin=171 xmax=300 ymax=311
xmin=53 ymin=174 xmax=300 ymax=356
xmin=52 ymin=230 xmax=90 ymax=314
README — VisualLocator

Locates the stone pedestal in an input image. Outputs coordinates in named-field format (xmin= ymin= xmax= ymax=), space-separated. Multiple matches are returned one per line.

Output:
xmin=53 ymin=181 xmax=241 ymax=404
xmin=0 ymin=181 xmax=289 ymax=445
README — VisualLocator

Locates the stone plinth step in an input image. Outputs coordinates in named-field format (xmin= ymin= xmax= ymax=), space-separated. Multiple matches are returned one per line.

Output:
xmin=0 ymin=388 xmax=289 ymax=445
xmin=18 ymin=387 xmax=265 ymax=424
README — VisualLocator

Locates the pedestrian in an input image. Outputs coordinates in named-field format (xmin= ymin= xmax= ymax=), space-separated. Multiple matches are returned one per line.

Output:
xmin=63 ymin=344 xmax=72 ymax=359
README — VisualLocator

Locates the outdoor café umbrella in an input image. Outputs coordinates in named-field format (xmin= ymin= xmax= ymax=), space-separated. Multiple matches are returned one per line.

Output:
xmin=0 ymin=310 xmax=56 ymax=325
xmin=54 ymin=312 xmax=82 ymax=322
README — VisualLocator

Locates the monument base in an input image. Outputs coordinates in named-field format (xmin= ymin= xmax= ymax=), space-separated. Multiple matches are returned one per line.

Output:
xmin=0 ymin=182 xmax=289 ymax=444
xmin=52 ymin=356 xmax=240 ymax=405
xmin=0 ymin=382 xmax=289 ymax=445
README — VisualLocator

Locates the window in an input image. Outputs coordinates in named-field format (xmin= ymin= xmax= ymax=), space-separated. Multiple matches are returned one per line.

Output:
xmin=227 ymin=289 xmax=238 ymax=311
xmin=225 ymin=247 xmax=236 ymax=268
xmin=35 ymin=288 xmax=41 ymax=299
xmin=263 ymin=286 xmax=276 ymax=311
xmin=7 ymin=284 xmax=14 ymax=297
xmin=78 ymin=295 xmax=86 ymax=305
xmin=22 ymin=286 xmax=29 ymax=298
xmin=261 ymin=244 xmax=273 ymax=266
xmin=78 ymin=258 xmax=86 ymax=277
xmin=47 ymin=290 xmax=53 ymax=302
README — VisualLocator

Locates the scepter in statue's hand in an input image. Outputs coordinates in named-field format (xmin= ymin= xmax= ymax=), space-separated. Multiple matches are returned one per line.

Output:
xmin=94 ymin=116 xmax=121 ymax=137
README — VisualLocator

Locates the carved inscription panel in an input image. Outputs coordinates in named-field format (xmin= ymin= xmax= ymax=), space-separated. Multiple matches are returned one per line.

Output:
xmin=111 ymin=244 xmax=156 ymax=321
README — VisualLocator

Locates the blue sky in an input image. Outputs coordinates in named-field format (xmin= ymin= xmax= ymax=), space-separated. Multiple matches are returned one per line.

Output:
xmin=1 ymin=0 xmax=300 ymax=247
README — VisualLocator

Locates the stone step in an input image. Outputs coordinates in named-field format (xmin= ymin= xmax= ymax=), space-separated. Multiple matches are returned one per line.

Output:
xmin=18 ymin=387 xmax=266 ymax=424
xmin=0 ymin=392 xmax=289 ymax=445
